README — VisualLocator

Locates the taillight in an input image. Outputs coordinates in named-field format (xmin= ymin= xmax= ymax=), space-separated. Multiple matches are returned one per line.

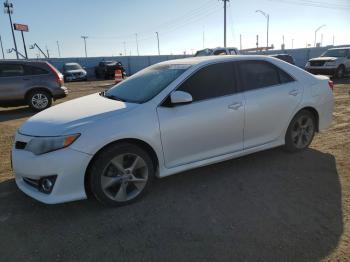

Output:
xmin=46 ymin=62 xmax=64 ymax=87
xmin=328 ymin=80 xmax=334 ymax=91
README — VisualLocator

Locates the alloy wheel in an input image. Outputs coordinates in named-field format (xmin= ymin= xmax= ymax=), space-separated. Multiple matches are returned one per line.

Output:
xmin=31 ymin=93 xmax=49 ymax=109
xmin=101 ymin=153 xmax=148 ymax=202
xmin=291 ymin=115 xmax=315 ymax=149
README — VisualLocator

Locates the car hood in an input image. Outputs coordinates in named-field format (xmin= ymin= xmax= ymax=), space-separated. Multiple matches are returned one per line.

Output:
xmin=65 ymin=69 xmax=86 ymax=74
xmin=309 ymin=57 xmax=337 ymax=62
xmin=19 ymin=93 xmax=138 ymax=136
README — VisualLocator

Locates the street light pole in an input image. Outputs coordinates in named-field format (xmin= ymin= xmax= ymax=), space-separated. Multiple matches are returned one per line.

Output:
xmin=56 ymin=40 xmax=61 ymax=58
xmin=314 ymin=24 xmax=326 ymax=47
xmin=256 ymin=10 xmax=269 ymax=49
xmin=81 ymin=36 xmax=88 ymax=57
xmin=135 ymin=33 xmax=139 ymax=56
xmin=4 ymin=0 xmax=18 ymax=59
xmin=155 ymin=32 xmax=160 ymax=55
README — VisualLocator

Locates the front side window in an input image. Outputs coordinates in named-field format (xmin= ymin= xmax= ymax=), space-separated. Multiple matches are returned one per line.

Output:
xmin=64 ymin=64 xmax=82 ymax=71
xmin=0 ymin=64 xmax=24 ymax=77
xmin=178 ymin=62 xmax=236 ymax=101
xmin=238 ymin=61 xmax=293 ymax=91
xmin=104 ymin=64 xmax=190 ymax=103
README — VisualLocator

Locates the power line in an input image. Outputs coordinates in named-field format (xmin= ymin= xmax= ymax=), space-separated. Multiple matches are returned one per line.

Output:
xmin=268 ymin=0 xmax=350 ymax=10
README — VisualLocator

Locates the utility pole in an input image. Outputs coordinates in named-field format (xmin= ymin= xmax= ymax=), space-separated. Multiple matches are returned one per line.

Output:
xmin=4 ymin=0 xmax=18 ymax=59
xmin=56 ymin=40 xmax=61 ymax=58
xmin=333 ymin=35 xmax=335 ymax=46
xmin=222 ymin=0 xmax=229 ymax=47
xmin=81 ymin=36 xmax=88 ymax=57
xmin=45 ymin=45 xmax=50 ymax=58
xmin=123 ymin=41 xmax=126 ymax=56
xmin=0 ymin=34 xmax=5 ymax=59
xmin=314 ymin=24 xmax=326 ymax=47
xmin=240 ymin=34 xmax=242 ymax=50
xmin=321 ymin=34 xmax=323 ymax=47
xmin=256 ymin=10 xmax=269 ymax=49
xmin=135 ymin=33 xmax=139 ymax=56
xmin=156 ymin=32 xmax=160 ymax=55
xmin=256 ymin=35 xmax=259 ymax=49
xmin=202 ymin=30 xmax=205 ymax=48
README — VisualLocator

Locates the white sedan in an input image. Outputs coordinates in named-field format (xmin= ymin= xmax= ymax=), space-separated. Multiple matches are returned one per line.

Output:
xmin=12 ymin=55 xmax=334 ymax=206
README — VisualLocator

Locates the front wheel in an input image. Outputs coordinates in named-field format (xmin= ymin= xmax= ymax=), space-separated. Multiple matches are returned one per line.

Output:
xmin=89 ymin=143 xmax=154 ymax=206
xmin=334 ymin=65 xmax=345 ymax=79
xmin=284 ymin=110 xmax=316 ymax=152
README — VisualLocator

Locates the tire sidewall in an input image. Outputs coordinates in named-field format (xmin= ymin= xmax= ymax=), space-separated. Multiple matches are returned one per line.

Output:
xmin=285 ymin=110 xmax=316 ymax=152
xmin=89 ymin=143 xmax=155 ymax=207
xmin=27 ymin=90 xmax=52 ymax=111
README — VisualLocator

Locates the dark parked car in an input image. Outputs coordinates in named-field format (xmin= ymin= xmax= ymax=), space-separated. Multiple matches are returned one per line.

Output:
xmin=0 ymin=60 xmax=67 ymax=111
xmin=63 ymin=62 xmax=87 ymax=82
xmin=94 ymin=61 xmax=126 ymax=79
xmin=270 ymin=54 xmax=295 ymax=65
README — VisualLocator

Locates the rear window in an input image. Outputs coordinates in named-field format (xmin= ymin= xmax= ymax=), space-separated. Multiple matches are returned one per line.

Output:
xmin=0 ymin=64 xmax=24 ymax=77
xmin=25 ymin=65 xmax=49 ymax=75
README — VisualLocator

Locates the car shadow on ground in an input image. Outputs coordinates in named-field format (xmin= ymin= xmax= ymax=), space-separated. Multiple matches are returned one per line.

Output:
xmin=0 ymin=147 xmax=342 ymax=262
xmin=0 ymin=107 xmax=35 ymax=122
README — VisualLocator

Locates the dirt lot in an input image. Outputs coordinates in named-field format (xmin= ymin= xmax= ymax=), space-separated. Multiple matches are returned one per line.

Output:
xmin=0 ymin=79 xmax=349 ymax=262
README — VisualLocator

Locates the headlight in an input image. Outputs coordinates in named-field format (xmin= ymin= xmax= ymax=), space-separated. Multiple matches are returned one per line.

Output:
xmin=25 ymin=134 xmax=80 ymax=155
xmin=325 ymin=61 xmax=336 ymax=66
xmin=305 ymin=62 xmax=310 ymax=67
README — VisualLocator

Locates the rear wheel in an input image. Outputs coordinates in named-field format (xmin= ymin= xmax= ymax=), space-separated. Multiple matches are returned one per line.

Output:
xmin=285 ymin=110 xmax=316 ymax=152
xmin=89 ymin=143 xmax=154 ymax=206
xmin=27 ymin=90 xmax=52 ymax=111
xmin=335 ymin=65 xmax=345 ymax=79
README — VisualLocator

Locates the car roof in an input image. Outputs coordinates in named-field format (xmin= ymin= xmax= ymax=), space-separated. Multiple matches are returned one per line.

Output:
xmin=64 ymin=62 xmax=80 ymax=66
xmin=158 ymin=55 xmax=280 ymax=66
xmin=328 ymin=47 xmax=350 ymax=50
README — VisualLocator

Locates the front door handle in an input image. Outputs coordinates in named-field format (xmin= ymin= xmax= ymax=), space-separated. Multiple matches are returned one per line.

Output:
xmin=228 ymin=102 xmax=243 ymax=110
xmin=289 ymin=89 xmax=299 ymax=96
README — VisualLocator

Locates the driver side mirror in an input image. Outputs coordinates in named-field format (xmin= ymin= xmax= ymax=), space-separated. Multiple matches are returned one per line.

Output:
xmin=170 ymin=91 xmax=193 ymax=105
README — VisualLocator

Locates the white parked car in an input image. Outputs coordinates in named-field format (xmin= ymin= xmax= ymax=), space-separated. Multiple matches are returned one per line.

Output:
xmin=194 ymin=47 xmax=239 ymax=56
xmin=12 ymin=55 xmax=334 ymax=206
xmin=305 ymin=47 xmax=350 ymax=78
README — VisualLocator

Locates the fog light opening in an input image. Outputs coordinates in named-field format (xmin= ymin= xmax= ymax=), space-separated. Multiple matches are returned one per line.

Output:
xmin=39 ymin=176 xmax=57 ymax=194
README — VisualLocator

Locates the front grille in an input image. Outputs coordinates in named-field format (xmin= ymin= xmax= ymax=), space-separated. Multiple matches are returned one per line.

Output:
xmin=23 ymin=177 xmax=40 ymax=189
xmin=15 ymin=141 xmax=27 ymax=150
xmin=310 ymin=61 xmax=326 ymax=67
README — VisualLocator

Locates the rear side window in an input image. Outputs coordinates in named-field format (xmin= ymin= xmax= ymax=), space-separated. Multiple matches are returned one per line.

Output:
xmin=25 ymin=65 xmax=49 ymax=75
xmin=0 ymin=64 xmax=24 ymax=77
xmin=238 ymin=61 xmax=294 ymax=91
xmin=178 ymin=62 xmax=236 ymax=101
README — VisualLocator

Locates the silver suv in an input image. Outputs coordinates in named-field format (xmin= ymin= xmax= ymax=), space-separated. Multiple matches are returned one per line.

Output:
xmin=0 ymin=60 xmax=68 ymax=111
xmin=305 ymin=47 xmax=350 ymax=78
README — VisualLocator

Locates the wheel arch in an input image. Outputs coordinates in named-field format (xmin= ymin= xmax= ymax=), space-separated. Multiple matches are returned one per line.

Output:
xmin=84 ymin=138 xmax=159 ymax=197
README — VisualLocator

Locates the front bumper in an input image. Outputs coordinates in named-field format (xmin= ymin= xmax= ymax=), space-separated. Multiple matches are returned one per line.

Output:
xmin=12 ymin=133 xmax=92 ymax=204
xmin=305 ymin=67 xmax=337 ymax=75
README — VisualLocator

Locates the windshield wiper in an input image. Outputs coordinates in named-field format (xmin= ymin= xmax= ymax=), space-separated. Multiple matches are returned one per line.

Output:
xmin=104 ymin=93 xmax=127 ymax=102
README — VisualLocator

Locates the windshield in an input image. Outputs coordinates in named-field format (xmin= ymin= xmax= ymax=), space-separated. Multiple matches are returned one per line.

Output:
xmin=194 ymin=49 xmax=213 ymax=57
xmin=104 ymin=64 xmax=191 ymax=103
xmin=321 ymin=49 xmax=349 ymax=57
xmin=64 ymin=64 xmax=82 ymax=71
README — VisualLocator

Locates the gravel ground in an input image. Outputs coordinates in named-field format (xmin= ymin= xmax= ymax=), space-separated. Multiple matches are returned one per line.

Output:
xmin=0 ymin=79 xmax=349 ymax=262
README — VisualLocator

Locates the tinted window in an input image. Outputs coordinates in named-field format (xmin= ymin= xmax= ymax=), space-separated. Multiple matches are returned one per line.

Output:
xmin=0 ymin=64 xmax=24 ymax=77
xmin=238 ymin=61 xmax=293 ymax=91
xmin=25 ymin=65 xmax=49 ymax=75
xmin=213 ymin=49 xmax=227 ymax=55
xmin=178 ymin=62 xmax=236 ymax=101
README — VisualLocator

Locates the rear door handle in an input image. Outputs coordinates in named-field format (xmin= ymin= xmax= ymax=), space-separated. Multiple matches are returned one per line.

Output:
xmin=289 ymin=90 xmax=299 ymax=96
xmin=228 ymin=102 xmax=243 ymax=110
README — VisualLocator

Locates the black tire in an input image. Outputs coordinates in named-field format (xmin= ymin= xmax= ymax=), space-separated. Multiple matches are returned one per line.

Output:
xmin=27 ymin=90 xmax=52 ymax=111
xmin=334 ymin=65 xmax=345 ymax=79
xmin=284 ymin=110 xmax=316 ymax=152
xmin=89 ymin=143 xmax=155 ymax=207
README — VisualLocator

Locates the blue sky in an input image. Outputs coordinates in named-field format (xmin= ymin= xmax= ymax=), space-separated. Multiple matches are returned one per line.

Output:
xmin=0 ymin=0 xmax=349 ymax=58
